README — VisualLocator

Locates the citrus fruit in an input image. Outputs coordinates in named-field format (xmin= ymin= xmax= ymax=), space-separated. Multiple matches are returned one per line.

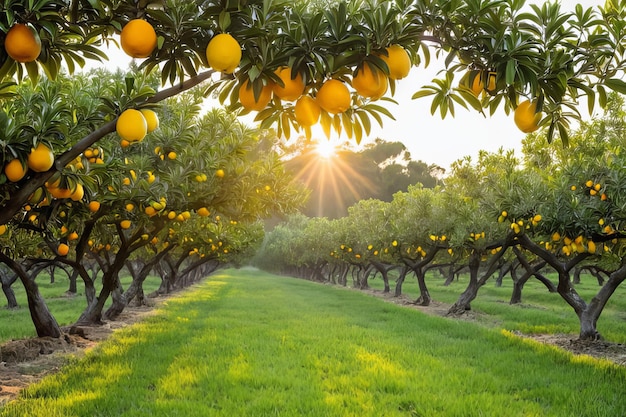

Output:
xmin=140 ymin=109 xmax=159 ymax=132
xmin=70 ymin=183 xmax=84 ymax=201
xmin=469 ymin=72 xmax=484 ymax=96
xmin=117 ymin=109 xmax=148 ymax=142
xmin=352 ymin=63 xmax=388 ymax=99
xmin=68 ymin=232 xmax=79 ymax=241
xmin=294 ymin=95 xmax=321 ymax=126
xmin=316 ymin=79 xmax=351 ymax=114
xmin=120 ymin=19 xmax=157 ymax=58
xmin=197 ymin=207 xmax=210 ymax=217
xmin=239 ymin=79 xmax=273 ymax=111
xmin=28 ymin=143 xmax=54 ymax=172
xmin=167 ymin=151 xmax=177 ymax=160
xmin=5 ymin=24 xmax=41 ymax=63
xmin=206 ymin=33 xmax=241 ymax=74
xmin=514 ymin=100 xmax=542 ymax=133
xmin=57 ymin=243 xmax=70 ymax=256
xmin=0 ymin=225 xmax=6 ymax=235
xmin=379 ymin=45 xmax=411 ymax=80
xmin=120 ymin=220 xmax=132 ymax=229
xmin=272 ymin=67 xmax=305 ymax=101
xmin=216 ymin=169 xmax=225 ymax=178
xmin=4 ymin=159 xmax=27 ymax=182
xmin=88 ymin=201 xmax=100 ymax=212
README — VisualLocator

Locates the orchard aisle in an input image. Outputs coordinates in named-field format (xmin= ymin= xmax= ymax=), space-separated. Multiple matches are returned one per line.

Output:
xmin=2 ymin=269 xmax=626 ymax=417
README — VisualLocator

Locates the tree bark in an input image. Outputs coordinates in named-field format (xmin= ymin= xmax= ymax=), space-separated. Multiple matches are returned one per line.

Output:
xmin=0 ymin=252 xmax=61 ymax=337
xmin=1 ymin=272 xmax=19 ymax=309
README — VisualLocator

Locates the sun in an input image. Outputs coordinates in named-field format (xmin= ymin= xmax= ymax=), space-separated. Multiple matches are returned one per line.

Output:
xmin=315 ymin=139 xmax=337 ymax=159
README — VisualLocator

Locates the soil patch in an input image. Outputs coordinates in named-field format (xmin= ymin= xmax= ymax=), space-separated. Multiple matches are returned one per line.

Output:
xmin=0 ymin=303 xmax=158 ymax=406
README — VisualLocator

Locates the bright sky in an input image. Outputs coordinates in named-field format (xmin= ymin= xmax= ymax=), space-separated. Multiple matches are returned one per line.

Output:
xmin=95 ymin=0 xmax=604 ymax=172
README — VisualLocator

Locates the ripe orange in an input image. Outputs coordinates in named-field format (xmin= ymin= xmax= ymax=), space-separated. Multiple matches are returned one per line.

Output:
xmin=4 ymin=159 xmax=27 ymax=182
xmin=5 ymin=24 xmax=41 ymax=63
xmin=197 ymin=207 xmax=210 ymax=217
xmin=117 ymin=109 xmax=148 ymax=142
xmin=120 ymin=220 xmax=132 ymax=229
xmin=70 ymin=183 xmax=84 ymax=201
xmin=239 ymin=79 xmax=273 ymax=111
xmin=379 ymin=45 xmax=411 ymax=80
xmin=216 ymin=169 xmax=225 ymax=178
xmin=0 ymin=225 xmax=6 ymax=235
xmin=57 ymin=243 xmax=70 ymax=256
xmin=352 ymin=63 xmax=388 ymax=99
xmin=28 ymin=143 xmax=54 ymax=172
xmin=68 ymin=232 xmax=79 ymax=241
xmin=272 ymin=67 xmax=305 ymax=101
xmin=206 ymin=33 xmax=242 ymax=74
xmin=140 ymin=109 xmax=159 ymax=132
xmin=88 ymin=201 xmax=100 ymax=212
xmin=120 ymin=19 xmax=157 ymax=58
xmin=316 ymin=79 xmax=351 ymax=114
xmin=167 ymin=151 xmax=177 ymax=160
xmin=294 ymin=95 xmax=321 ymax=127
xmin=469 ymin=72 xmax=484 ymax=96
xmin=514 ymin=100 xmax=542 ymax=133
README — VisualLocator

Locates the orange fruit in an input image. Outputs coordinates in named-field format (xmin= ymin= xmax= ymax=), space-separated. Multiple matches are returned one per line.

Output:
xmin=117 ymin=109 xmax=148 ymax=142
xmin=120 ymin=220 xmax=132 ymax=229
xmin=379 ymin=45 xmax=411 ymax=80
xmin=206 ymin=33 xmax=241 ymax=74
xmin=5 ymin=24 xmax=41 ymax=63
xmin=4 ymin=159 xmax=27 ymax=182
xmin=120 ymin=139 xmax=130 ymax=148
xmin=294 ymin=95 xmax=321 ymax=126
xmin=316 ymin=79 xmax=351 ymax=114
xmin=70 ymin=183 xmax=84 ymax=201
xmin=197 ymin=207 xmax=210 ymax=217
xmin=57 ymin=243 xmax=70 ymax=256
xmin=28 ymin=143 xmax=54 ymax=172
xmin=352 ymin=63 xmax=388 ymax=99
xmin=239 ymin=79 xmax=273 ymax=111
xmin=0 ymin=225 xmax=7 ymax=235
xmin=88 ymin=201 xmax=100 ymax=212
xmin=272 ymin=67 xmax=305 ymax=101
xmin=167 ymin=151 xmax=177 ymax=160
xmin=140 ymin=109 xmax=159 ymax=132
xmin=120 ymin=19 xmax=157 ymax=58
xmin=216 ymin=169 xmax=225 ymax=178
xmin=469 ymin=72 xmax=484 ymax=96
xmin=514 ymin=100 xmax=542 ymax=133
xmin=68 ymin=232 xmax=79 ymax=241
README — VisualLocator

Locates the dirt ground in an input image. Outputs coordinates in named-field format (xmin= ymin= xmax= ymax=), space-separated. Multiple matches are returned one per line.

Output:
xmin=2 ymin=288 xmax=626 ymax=406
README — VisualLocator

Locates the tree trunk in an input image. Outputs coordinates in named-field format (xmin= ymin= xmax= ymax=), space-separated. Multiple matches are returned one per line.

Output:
xmin=414 ymin=268 xmax=431 ymax=306
xmin=448 ymin=252 xmax=481 ymax=315
xmin=104 ymin=282 xmax=125 ymax=321
xmin=394 ymin=266 xmax=410 ymax=297
xmin=2 ymin=275 xmax=19 ymax=309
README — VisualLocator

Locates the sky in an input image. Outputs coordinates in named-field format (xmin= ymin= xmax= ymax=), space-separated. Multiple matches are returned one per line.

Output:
xmin=96 ymin=0 xmax=604 ymax=172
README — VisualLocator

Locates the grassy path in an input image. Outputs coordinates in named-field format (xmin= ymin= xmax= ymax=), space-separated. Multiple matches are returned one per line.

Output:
xmin=2 ymin=268 xmax=625 ymax=417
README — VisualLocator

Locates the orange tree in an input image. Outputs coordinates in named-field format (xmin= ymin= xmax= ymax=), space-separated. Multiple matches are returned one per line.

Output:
xmin=2 ymin=0 xmax=626 ymax=226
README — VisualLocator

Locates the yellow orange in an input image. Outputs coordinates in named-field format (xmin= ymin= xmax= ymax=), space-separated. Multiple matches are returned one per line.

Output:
xmin=120 ymin=19 xmax=157 ymax=58
xmin=352 ymin=63 xmax=388 ymax=99
xmin=57 ymin=243 xmax=70 ymax=256
xmin=379 ymin=45 xmax=411 ymax=80
xmin=239 ymin=79 xmax=272 ymax=111
xmin=4 ymin=159 xmax=27 ymax=182
xmin=140 ymin=109 xmax=159 ymax=132
xmin=197 ymin=207 xmax=210 ymax=217
xmin=294 ymin=96 xmax=321 ymax=127
xmin=514 ymin=100 xmax=542 ymax=133
xmin=272 ymin=67 xmax=305 ymax=101
xmin=28 ymin=143 xmax=54 ymax=172
xmin=206 ymin=33 xmax=241 ymax=74
xmin=88 ymin=201 xmax=100 ymax=212
xmin=5 ymin=24 xmax=41 ymax=63
xmin=117 ymin=109 xmax=148 ymax=142
xmin=316 ymin=79 xmax=351 ymax=114
xmin=216 ymin=169 xmax=225 ymax=178
xmin=70 ymin=183 xmax=84 ymax=201
xmin=120 ymin=220 xmax=132 ymax=229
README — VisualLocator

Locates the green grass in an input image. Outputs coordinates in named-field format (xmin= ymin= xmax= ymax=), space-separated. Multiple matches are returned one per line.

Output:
xmin=367 ymin=270 xmax=626 ymax=343
xmin=2 ymin=268 xmax=626 ymax=416
xmin=0 ymin=274 xmax=161 ymax=343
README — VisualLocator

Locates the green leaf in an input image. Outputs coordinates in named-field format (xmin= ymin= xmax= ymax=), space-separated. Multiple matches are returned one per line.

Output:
xmin=604 ymin=78 xmax=626 ymax=94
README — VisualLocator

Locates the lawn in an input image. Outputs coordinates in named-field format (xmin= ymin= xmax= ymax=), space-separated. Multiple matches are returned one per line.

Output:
xmin=2 ymin=268 xmax=625 ymax=416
